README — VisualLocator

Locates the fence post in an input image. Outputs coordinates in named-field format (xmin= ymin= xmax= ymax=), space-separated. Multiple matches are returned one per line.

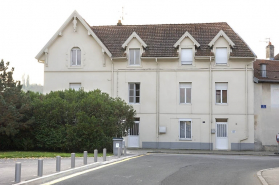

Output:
xmin=83 ymin=151 xmax=87 ymax=165
xmin=56 ymin=156 xmax=61 ymax=172
xmin=38 ymin=159 xmax=43 ymax=177
xmin=103 ymin=148 xmax=106 ymax=161
xmin=71 ymin=153 xmax=75 ymax=168
xmin=118 ymin=147 xmax=121 ymax=158
xmin=15 ymin=162 xmax=21 ymax=183
xmin=94 ymin=149 xmax=98 ymax=162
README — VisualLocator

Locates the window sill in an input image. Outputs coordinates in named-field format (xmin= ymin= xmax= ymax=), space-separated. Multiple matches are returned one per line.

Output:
xmin=129 ymin=103 xmax=140 ymax=105
xmin=179 ymin=103 xmax=192 ymax=105
xmin=68 ymin=66 xmax=83 ymax=69
xmin=179 ymin=139 xmax=192 ymax=141
xmin=215 ymin=103 xmax=228 ymax=106
xmin=127 ymin=65 xmax=142 ymax=68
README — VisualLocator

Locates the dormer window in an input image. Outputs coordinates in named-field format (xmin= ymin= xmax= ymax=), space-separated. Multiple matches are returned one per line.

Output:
xmin=181 ymin=49 xmax=193 ymax=65
xmin=215 ymin=47 xmax=228 ymax=64
xmin=129 ymin=49 xmax=140 ymax=65
xmin=261 ymin=64 xmax=266 ymax=77
xmin=71 ymin=47 xmax=81 ymax=66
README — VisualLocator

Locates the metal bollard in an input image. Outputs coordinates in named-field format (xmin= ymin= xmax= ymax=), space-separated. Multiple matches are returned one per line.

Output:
xmin=38 ymin=159 xmax=43 ymax=177
xmin=15 ymin=162 xmax=21 ymax=183
xmin=56 ymin=156 xmax=61 ymax=172
xmin=83 ymin=151 xmax=87 ymax=165
xmin=122 ymin=141 xmax=125 ymax=155
xmin=124 ymin=146 xmax=127 ymax=156
xmin=94 ymin=149 xmax=98 ymax=162
xmin=71 ymin=153 xmax=75 ymax=168
xmin=118 ymin=147 xmax=121 ymax=158
xmin=103 ymin=148 xmax=106 ymax=161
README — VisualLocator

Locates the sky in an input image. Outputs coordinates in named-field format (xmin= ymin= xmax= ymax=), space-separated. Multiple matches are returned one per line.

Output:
xmin=1 ymin=0 xmax=279 ymax=85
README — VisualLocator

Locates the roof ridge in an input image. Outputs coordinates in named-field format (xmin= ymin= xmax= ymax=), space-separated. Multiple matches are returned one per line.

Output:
xmin=90 ymin=22 xmax=228 ymax=27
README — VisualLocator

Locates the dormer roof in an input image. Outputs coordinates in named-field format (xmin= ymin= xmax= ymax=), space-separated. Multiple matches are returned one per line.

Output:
xmin=122 ymin=31 xmax=147 ymax=48
xmin=173 ymin=31 xmax=200 ymax=48
xmin=208 ymin=30 xmax=235 ymax=48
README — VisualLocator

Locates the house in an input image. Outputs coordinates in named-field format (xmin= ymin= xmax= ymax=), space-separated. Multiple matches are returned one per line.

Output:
xmin=35 ymin=11 xmax=256 ymax=150
xmin=254 ymin=42 xmax=279 ymax=151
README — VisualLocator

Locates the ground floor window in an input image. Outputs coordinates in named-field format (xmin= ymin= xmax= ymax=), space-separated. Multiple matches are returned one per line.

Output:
xmin=179 ymin=119 xmax=192 ymax=139
xmin=129 ymin=118 xmax=140 ymax=135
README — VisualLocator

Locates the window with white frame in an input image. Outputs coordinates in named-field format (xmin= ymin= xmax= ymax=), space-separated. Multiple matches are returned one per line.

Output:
xmin=129 ymin=49 xmax=140 ymax=65
xmin=179 ymin=119 xmax=192 ymax=139
xmin=181 ymin=48 xmax=193 ymax=65
xmin=215 ymin=47 xmax=228 ymax=64
xmin=179 ymin=82 xmax=191 ymax=104
xmin=71 ymin=47 xmax=81 ymax=66
xmin=261 ymin=64 xmax=267 ymax=77
xmin=216 ymin=82 xmax=228 ymax=104
xmin=69 ymin=83 xmax=81 ymax=91
xmin=129 ymin=83 xmax=140 ymax=103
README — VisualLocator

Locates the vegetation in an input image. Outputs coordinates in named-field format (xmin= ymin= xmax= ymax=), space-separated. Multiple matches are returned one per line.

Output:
xmin=0 ymin=60 xmax=135 ymax=153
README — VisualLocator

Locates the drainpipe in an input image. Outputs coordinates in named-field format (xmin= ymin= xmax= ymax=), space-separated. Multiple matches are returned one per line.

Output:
xmin=209 ymin=57 xmax=212 ymax=150
xmin=111 ymin=60 xmax=114 ymax=97
xmin=239 ymin=61 xmax=254 ymax=150
xmin=155 ymin=58 xmax=159 ymax=148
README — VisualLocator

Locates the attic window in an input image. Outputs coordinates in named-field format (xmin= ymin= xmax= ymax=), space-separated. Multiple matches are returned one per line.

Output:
xmin=215 ymin=48 xmax=228 ymax=64
xmin=71 ymin=47 xmax=81 ymax=66
xmin=129 ymin=49 xmax=140 ymax=65
xmin=261 ymin=64 xmax=266 ymax=77
xmin=181 ymin=49 xmax=193 ymax=65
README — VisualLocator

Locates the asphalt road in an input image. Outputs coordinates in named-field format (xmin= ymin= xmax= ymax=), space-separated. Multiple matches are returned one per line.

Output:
xmin=53 ymin=154 xmax=279 ymax=185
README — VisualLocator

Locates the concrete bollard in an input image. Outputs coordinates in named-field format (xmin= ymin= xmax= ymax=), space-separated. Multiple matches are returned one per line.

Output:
xmin=103 ymin=148 xmax=106 ymax=161
xmin=56 ymin=156 xmax=61 ymax=172
xmin=83 ymin=151 xmax=87 ymax=165
xmin=71 ymin=153 xmax=75 ymax=168
xmin=118 ymin=147 xmax=121 ymax=158
xmin=94 ymin=149 xmax=98 ymax=162
xmin=124 ymin=146 xmax=127 ymax=156
xmin=15 ymin=162 xmax=21 ymax=183
xmin=38 ymin=159 xmax=43 ymax=177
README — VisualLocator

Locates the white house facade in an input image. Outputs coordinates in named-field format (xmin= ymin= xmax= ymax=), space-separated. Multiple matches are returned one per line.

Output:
xmin=36 ymin=11 xmax=256 ymax=150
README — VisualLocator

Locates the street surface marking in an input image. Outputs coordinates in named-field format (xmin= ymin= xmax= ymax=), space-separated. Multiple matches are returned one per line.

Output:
xmin=42 ymin=155 xmax=145 ymax=185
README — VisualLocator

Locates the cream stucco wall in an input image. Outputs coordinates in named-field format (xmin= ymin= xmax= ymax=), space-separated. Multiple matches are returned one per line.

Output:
xmin=40 ymin=18 xmax=255 ymax=150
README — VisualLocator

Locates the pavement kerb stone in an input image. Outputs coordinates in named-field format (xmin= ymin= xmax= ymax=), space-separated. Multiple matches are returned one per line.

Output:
xmin=257 ymin=169 xmax=271 ymax=185
xmin=146 ymin=151 xmax=277 ymax=156
xmin=13 ymin=154 xmax=139 ymax=185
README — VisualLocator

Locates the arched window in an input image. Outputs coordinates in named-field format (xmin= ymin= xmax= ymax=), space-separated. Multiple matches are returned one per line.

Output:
xmin=71 ymin=47 xmax=81 ymax=66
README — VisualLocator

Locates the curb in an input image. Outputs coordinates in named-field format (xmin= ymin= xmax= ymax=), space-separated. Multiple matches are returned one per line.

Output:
xmin=147 ymin=151 xmax=277 ymax=156
xmin=257 ymin=169 xmax=270 ymax=185
xmin=13 ymin=154 xmax=138 ymax=185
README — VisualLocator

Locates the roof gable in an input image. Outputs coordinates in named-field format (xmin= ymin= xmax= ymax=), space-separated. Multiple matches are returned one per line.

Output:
xmin=35 ymin=10 xmax=112 ymax=60
xmin=122 ymin=32 xmax=147 ymax=48
xmin=173 ymin=31 xmax=200 ymax=48
xmin=208 ymin=30 xmax=235 ymax=48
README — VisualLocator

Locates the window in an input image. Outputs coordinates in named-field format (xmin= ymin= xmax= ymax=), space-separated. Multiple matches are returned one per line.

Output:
xmin=129 ymin=49 xmax=140 ymax=65
xmin=216 ymin=83 xmax=228 ymax=104
xmin=261 ymin=64 xmax=266 ymax=77
xmin=69 ymin=83 xmax=81 ymax=91
xmin=215 ymin=47 xmax=228 ymax=64
xmin=129 ymin=83 xmax=140 ymax=103
xmin=71 ymin=47 xmax=81 ymax=66
xmin=181 ymin=48 xmax=193 ymax=65
xmin=179 ymin=83 xmax=191 ymax=103
xmin=179 ymin=119 xmax=191 ymax=139
xmin=129 ymin=118 xmax=140 ymax=135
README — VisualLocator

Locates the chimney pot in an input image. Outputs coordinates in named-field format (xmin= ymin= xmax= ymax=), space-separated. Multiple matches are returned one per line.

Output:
xmin=266 ymin=42 xmax=274 ymax=60
xmin=117 ymin=20 xmax=122 ymax=26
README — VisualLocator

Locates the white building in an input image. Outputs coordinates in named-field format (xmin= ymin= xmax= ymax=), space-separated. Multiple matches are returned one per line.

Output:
xmin=35 ymin=11 xmax=256 ymax=150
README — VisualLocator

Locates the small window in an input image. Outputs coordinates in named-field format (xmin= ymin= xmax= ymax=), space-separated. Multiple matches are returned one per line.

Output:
xmin=180 ymin=119 xmax=191 ymax=139
xmin=129 ymin=49 xmax=140 ymax=65
xmin=129 ymin=83 xmax=140 ymax=103
xmin=129 ymin=118 xmax=140 ymax=135
xmin=215 ymin=47 xmax=228 ymax=64
xmin=71 ymin=47 xmax=81 ymax=66
xmin=181 ymin=48 xmax=193 ymax=65
xmin=261 ymin=64 xmax=266 ymax=77
xmin=179 ymin=83 xmax=191 ymax=104
xmin=216 ymin=83 xmax=228 ymax=104
xmin=69 ymin=83 xmax=81 ymax=91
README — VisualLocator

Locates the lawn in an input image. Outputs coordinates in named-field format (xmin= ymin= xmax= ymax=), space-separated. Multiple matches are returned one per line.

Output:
xmin=0 ymin=151 xmax=112 ymax=159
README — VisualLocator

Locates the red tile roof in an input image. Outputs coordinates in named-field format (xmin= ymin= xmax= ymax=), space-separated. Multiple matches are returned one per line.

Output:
xmin=274 ymin=53 xmax=279 ymax=60
xmin=254 ymin=59 xmax=279 ymax=82
xmin=90 ymin=22 xmax=255 ymax=58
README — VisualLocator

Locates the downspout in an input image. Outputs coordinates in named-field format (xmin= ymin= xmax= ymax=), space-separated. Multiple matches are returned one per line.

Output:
xmin=111 ymin=60 xmax=114 ymax=97
xmin=239 ymin=61 xmax=253 ymax=150
xmin=156 ymin=58 xmax=159 ymax=148
xmin=209 ymin=57 xmax=212 ymax=150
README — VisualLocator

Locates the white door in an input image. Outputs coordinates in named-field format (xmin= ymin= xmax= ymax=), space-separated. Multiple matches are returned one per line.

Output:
xmin=216 ymin=122 xmax=228 ymax=150
xmin=128 ymin=119 xmax=140 ymax=148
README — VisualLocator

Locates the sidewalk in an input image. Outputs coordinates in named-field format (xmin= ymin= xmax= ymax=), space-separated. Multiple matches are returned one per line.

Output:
xmin=258 ymin=168 xmax=279 ymax=185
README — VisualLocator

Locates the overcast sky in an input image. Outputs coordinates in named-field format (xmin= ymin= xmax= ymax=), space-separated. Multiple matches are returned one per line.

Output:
xmin=1 ymin=0 xmax=279 ymax=85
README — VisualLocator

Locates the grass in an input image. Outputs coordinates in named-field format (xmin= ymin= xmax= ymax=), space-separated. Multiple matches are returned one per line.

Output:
xmin=0 ymin=151 xmax=112 ymax=159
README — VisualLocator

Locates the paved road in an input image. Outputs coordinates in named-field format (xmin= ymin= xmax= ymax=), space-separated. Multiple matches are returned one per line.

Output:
xmin=52 ymin=154 xmax=279 ymax=185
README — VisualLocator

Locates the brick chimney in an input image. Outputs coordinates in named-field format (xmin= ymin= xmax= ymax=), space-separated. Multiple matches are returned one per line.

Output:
xmin=266 ymin=42 xmax=274 ymax=60
xmin=117 ymin=20 xmax=122 ymax=26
